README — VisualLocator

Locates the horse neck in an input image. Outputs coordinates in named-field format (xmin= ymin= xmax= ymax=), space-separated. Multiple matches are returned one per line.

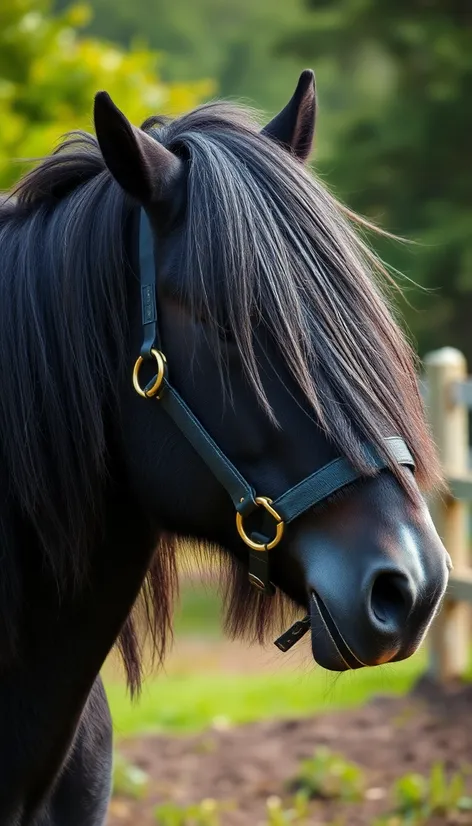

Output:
xmin=0 ymin=198 xmax=163 ymax=817
xmin=0 ymin=469 xmax=158 ymax=819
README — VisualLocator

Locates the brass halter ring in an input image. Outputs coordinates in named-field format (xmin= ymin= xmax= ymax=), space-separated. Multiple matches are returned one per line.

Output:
xmin=132 ymin=349 xmax=167 ymax=398
xmin=236 ymin=496 xmax=285 ymax=552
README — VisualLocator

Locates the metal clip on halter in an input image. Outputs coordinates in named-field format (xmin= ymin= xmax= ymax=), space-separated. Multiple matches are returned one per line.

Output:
xmin=132 ymin=208 xmax=416 ymax=650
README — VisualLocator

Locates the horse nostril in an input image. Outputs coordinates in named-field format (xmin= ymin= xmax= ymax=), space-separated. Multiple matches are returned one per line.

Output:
xmin=370 ymin=572 xmax=413 ymax=627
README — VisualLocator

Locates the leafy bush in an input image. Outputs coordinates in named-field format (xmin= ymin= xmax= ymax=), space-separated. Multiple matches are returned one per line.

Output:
xmin=0 ymin=0 xmax=212 ymax=189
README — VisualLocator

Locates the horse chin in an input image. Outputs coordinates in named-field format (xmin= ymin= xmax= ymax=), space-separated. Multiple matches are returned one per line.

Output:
xmin=310 ymin=591 xmax=365 ymax=671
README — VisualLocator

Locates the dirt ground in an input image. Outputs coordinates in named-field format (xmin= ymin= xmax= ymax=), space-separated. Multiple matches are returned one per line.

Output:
xmin=108 ymin=677 xmax=472 ymax=826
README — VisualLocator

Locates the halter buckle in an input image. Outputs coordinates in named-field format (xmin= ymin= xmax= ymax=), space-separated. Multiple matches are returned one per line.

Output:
xmin=133 ymin=349 xmax=167 ymax=398
xmin=236 ymin=496 xmax=284 ymax=551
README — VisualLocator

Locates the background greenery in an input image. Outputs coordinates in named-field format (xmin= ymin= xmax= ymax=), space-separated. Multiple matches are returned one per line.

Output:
xmin=106 ymin=581 xmax=437 ymax=738
xmin=0 ymin=0 xmax=211 ymax=189
xmin=2 ymin=1 xmax=472 ymax=803
xmin=2 ymin=0 xmax=470 ymax=361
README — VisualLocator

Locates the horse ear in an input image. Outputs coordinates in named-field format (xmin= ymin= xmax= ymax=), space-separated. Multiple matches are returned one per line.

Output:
xmin=93 ymin=91 xmax=183 ymax=203
xmin=261 ymin=70 xmax=317 ymax=163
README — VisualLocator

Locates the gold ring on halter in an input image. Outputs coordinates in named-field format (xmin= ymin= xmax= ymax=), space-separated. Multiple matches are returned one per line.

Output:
xmin=132 ymin=349 xmax=167 ymax=398
xmin=236 ymin=496 xmax=285 ymax=552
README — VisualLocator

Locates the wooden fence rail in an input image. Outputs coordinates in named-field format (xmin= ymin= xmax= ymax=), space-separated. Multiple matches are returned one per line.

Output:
xmin=424 ymin=348 xmax=472 ymax=681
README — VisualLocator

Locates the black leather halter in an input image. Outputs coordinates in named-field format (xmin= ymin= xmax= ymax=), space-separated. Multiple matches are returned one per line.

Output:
xmin=133 ymin=210 xmax=415 ymax=651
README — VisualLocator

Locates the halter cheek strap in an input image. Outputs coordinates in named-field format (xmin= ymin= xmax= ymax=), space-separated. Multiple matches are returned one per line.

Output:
xmin=133 ymin=210 xmax=415 ymax=645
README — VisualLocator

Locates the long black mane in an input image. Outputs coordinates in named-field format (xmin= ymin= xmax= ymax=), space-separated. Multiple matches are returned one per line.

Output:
xmin=0 ymin=147 xmax=129 ymax=580
xmin=0 ymin=102 xmax=439 ymax=687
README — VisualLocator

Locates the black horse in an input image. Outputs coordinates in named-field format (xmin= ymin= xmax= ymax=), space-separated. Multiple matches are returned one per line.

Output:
xmin=0 ymin=70 xmax=448 ymax=824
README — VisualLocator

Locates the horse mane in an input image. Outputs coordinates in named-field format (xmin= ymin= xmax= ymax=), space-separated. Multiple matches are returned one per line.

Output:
xmin=0 ymin=101 xmax=440 ymax=691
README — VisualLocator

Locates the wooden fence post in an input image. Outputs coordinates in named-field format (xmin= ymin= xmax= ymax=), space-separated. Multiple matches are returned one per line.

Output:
xmin=425 ymin=347 xmax=469 ymax=681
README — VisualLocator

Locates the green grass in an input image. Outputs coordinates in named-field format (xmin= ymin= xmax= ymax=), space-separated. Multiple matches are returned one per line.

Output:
xmin=104 ymin=580 xmax=471 ymax=739
xmin=105 ymin=586 xmax=424 ymax=737
xmin=173 ymin=583 xmax=222 ymax=638
xmin=106 ymin=654 xmax=431 ymax=738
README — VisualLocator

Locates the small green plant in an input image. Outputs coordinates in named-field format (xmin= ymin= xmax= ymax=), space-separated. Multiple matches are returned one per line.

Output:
xmin=289 ymin=746 xmax=364 ymax=802
xmin=374 ymin=763 xmax=472 ymax=825
xmin=112 ymin=752 xmax=149 ymax=800
xmin=154 ymin=802 xmax=187 ymax=826
xmin=154 ymin=798 xmax=226 ymax=825
xmin=394 ymin=772 xmax=427 ymax=816
xmin=265 ymin=792 xmax=310 ymax=824
xmin=291 ymin=791 xmax=310 ymax=820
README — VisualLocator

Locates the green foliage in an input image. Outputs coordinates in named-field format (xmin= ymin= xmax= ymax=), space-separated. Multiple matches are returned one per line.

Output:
xmin=105 ymin=581 xmax=472 ymax=738
xmin=55 ymin=0 xmax=309 ymax=114
xmin=289 ymin=746 xmax=364 ymax=802
xmin=173 ymin=583 xmax=222 ymax=639
xmin=104 ymin=650 xmax=429 ymax=738
xmin=104 ymin=582 xmax=445 ymax=737
xmin=265 ymin=792 xmax=310 ymax=824
xmin=281 ymin=2 xmax=472 ymax=361
xmin=153 ymin=793 xmax=333 ymax=826
xmin=112 ymin=733 xmax=472 ymax=826
xmin=154 ymin=798 xmax=227 ymax=826
xmin=112 ymin=752 xmax=149 ymax=799
xmin=150 ymin=765 xmax=472 ymax=826
xmin=374 ymin=762 xmax=472 ymax=825
xmin=6 ymin=0 xmax=469 ymax=359
xmin=0 ymin=0 xmax=211 ymax=189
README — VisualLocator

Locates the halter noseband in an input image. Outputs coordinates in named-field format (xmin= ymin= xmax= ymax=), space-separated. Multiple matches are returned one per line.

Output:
xmin=133 ymin=210 xmax=415 ymax=651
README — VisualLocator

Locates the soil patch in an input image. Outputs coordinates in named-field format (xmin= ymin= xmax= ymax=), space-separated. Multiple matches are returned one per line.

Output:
xmin=108 ymin=678 xmax=472 ymax=825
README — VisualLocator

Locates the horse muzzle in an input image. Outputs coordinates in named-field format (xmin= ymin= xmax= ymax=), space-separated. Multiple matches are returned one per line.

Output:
xmin=291 ymin=488 xmax=450 ymax=671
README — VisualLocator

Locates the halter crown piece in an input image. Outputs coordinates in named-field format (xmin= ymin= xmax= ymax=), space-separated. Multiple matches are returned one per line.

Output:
xmin=133 ymin=210 xmax=415 ymax=651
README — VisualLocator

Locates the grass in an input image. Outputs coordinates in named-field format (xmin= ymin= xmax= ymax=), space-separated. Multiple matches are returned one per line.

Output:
xmin=172 ymin=583 xmax=222 ymax=638
xmin=103 ymin=579 xmax=451 ymax=739
xmin=106 ymin=656 xmax=429 ymax=738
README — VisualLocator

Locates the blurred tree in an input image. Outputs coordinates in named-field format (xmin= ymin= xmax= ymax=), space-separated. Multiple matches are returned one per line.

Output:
xmin=0 ymin=0 xmax=211 ymax=189
xmin=281 ymin=2 xmax=472 ymax=360
xmin=54 ymin=0 xmax=308 ymax=115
